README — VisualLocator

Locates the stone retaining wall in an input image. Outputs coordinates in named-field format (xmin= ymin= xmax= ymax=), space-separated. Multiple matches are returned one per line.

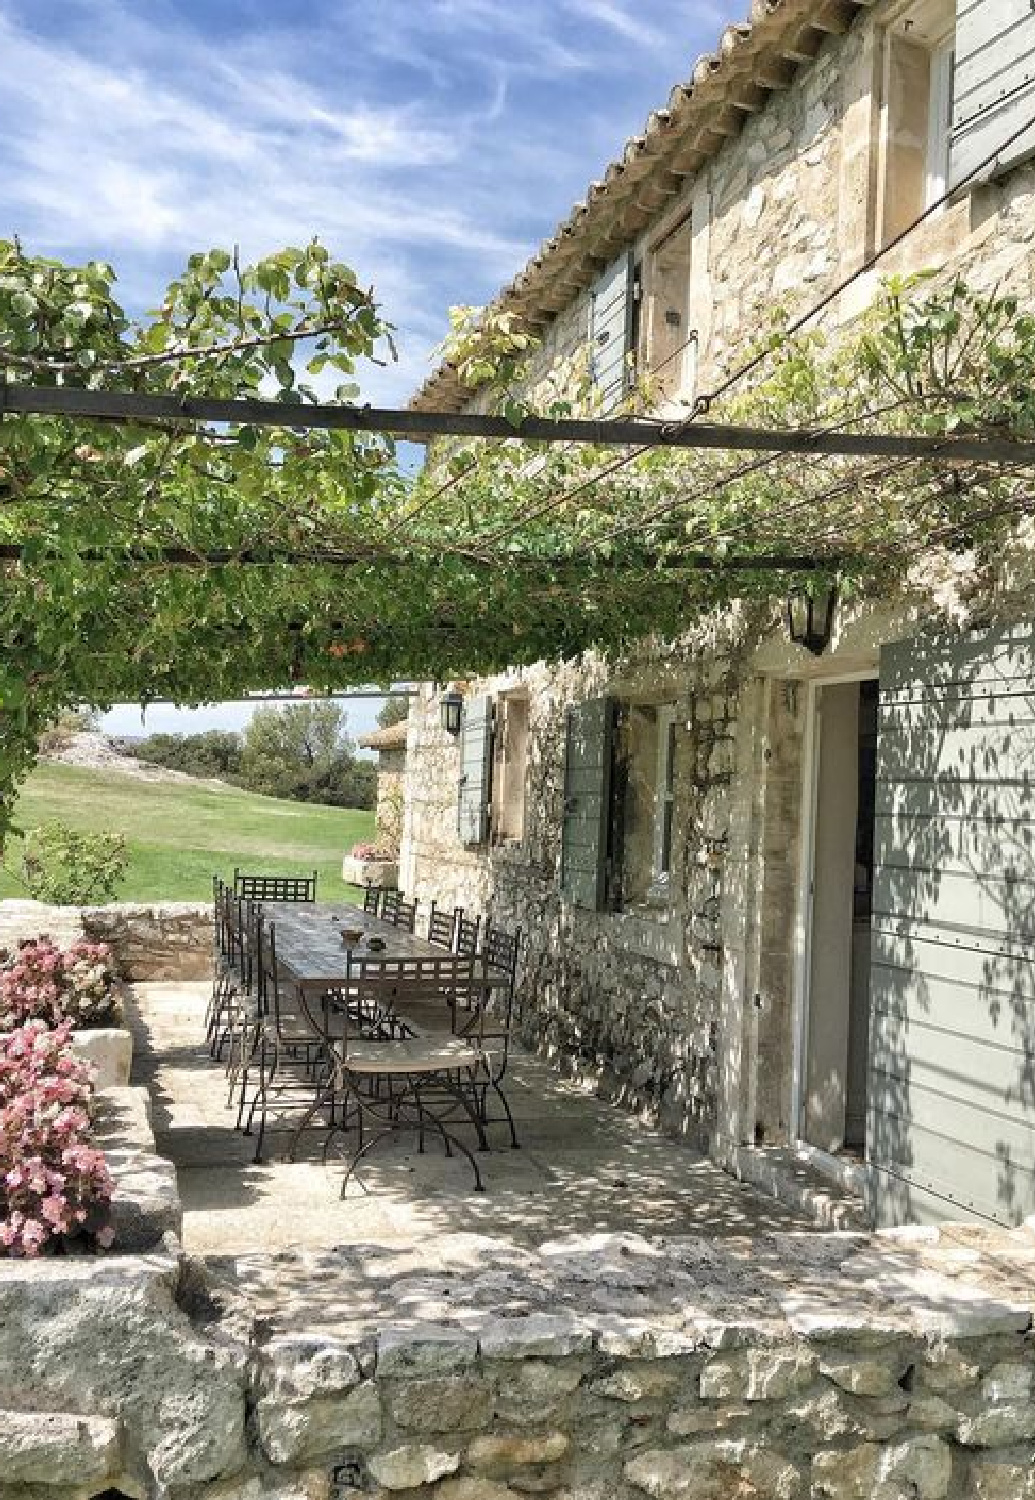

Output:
xmin=3 ymin=1230 xmax=1035 ymax=1497
xmin=0 ymin=899 xmax=212 ymax=980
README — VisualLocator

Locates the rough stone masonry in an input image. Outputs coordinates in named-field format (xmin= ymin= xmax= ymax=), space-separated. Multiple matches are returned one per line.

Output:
xmin=2 ymin=1227 xmax=1035 ymax=1497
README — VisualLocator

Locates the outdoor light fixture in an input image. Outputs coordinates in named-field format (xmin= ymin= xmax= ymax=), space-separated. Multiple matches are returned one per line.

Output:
xmin=440 ymin=690 xmax=464 ymax=736
xmin=786 ymin=583 xmax=837 ymax=656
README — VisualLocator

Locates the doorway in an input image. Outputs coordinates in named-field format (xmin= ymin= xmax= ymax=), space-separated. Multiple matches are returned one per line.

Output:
xmin=798 ymin=676 xmax=878 ymax=1154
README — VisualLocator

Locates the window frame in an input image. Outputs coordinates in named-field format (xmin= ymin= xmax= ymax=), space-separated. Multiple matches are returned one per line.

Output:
xmin=649 ymin=704 xmax=678 ymax=897
xmin=491 ymin=690 xmax=530 ymax=846
xmin=925 ymin=35 xmax=955 ymax=208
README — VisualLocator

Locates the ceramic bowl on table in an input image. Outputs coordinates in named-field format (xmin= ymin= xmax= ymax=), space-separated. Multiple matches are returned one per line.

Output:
xmin=341 ymin=927 xmax=364 ymax=947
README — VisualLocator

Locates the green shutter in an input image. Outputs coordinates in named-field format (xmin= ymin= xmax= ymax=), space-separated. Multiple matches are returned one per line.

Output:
xmin=561 ymin=697 xmax=614 ymax=910
xmin=950 ymin=0 xmax=1035 ymax=186
xmin=588 ymin=253 xmax=635 ymax=412
xmin=868 ymin=622 xmax=1035 ymax=1227
xmin=458 ymin=695 xmax=493 ymax=845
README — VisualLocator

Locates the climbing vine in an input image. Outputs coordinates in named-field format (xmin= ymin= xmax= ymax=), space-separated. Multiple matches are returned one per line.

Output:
xmin=2 ymin=237 xmax=1035 ymax=839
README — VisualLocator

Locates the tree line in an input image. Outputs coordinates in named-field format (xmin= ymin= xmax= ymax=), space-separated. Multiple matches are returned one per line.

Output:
xmin=133 ymin=702 xmax=377 ymax=810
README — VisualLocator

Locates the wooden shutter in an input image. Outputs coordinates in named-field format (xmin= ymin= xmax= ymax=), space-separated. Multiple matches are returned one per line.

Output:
xmin=950 ymin=0 xmax=1035 ymax=186
xmin=868 ymin=623 xmax=1035 ymax=1226
xmin=560 ymin=697 xmax=614 ymax=910
xmin=589 ymin=253 xmax=635 ymax=412
xmin=458 ymin=695 xmax=493 ymax=846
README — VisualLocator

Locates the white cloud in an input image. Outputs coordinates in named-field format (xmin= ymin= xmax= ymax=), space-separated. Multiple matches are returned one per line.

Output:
xmin=0 ymin=0 xmax=744 ymax=403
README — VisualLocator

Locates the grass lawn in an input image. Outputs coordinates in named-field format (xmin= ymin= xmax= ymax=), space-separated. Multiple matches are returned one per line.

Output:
xmin=0 ymin=762 xmax=376 ymax=903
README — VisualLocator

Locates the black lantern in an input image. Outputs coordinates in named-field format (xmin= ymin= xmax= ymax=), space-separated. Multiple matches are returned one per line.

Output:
xmin=787 ymin=583 xmax=837 ymax=656
xmin=440 ymin=690 xmax=464 ymax=736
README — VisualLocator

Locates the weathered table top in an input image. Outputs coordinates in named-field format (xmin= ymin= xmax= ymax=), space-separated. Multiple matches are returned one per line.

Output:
xmin=265 ymin=901 xmax=446 ymax=983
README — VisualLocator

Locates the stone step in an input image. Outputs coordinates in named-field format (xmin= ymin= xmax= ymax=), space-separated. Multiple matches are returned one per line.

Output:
xmin=731 ymin=1145 xmax=871 ymax=1232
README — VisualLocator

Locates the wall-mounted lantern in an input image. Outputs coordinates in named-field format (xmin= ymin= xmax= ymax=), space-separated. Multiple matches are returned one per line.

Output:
xmin=440 ymin=690 xmax=464 ymax=737
xmin=786 ymin=582 xmax=837 ymax=656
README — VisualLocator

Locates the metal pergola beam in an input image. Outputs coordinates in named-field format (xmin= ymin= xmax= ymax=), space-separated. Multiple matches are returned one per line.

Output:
xmin=0 ymin=543 xmax=831 ymax=572
xmin=5 ymin=384 xmax=1035 ymax=465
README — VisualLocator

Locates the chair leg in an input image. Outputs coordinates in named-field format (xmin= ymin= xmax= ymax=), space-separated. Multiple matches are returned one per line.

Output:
xmin=491 ymin=1076 xmax=521 ymax=1149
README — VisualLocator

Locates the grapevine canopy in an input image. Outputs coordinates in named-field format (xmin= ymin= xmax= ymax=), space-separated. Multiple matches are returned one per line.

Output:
xmin=2 ymin=237 xmax=1035 ymax=825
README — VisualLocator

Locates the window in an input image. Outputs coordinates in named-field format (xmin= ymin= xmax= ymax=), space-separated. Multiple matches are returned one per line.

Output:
xmin=610 ymin=701 xmax=678 ymax=909
xmin=559 ymin=695 xmax=679 ymax=913
xmin=644 ymin=214 xmax=694 ymax=402
xmin=492 ymin=692 xmax=529 ymax=843
xmin=880 ymin=0 xmax=955 ymax=245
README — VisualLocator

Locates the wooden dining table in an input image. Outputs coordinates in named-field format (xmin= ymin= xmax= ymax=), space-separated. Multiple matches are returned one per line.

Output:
xmin=264 ymin=901 xmax=450 ymax=984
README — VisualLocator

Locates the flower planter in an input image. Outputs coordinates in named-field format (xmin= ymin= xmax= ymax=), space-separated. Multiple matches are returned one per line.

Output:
xmin=341 ymin=855 xmax=398 ymax=888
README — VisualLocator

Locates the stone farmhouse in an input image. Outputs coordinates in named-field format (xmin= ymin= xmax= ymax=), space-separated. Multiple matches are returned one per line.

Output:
xmin=357 ymin=718 xmax=408 ymax=850
xmin=399 ymin=0 xmax=1035 ymax=1230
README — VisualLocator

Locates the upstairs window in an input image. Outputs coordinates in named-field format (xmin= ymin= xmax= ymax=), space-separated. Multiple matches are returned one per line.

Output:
xmin=880 ymin=0 xmax=955 ymax=244
xmin=644 ymin=214 xmax=694 ymax=403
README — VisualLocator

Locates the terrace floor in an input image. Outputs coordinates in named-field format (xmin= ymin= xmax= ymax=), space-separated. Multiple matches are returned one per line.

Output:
xmin=127 ymin=981 xmax=818 ymax=1257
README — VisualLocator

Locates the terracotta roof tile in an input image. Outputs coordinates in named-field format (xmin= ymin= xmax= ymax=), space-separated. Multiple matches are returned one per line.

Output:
xmin=359 ymin=721 xmax=409 ymax=751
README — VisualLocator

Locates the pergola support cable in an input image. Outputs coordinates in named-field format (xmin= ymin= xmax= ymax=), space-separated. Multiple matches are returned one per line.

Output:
xmin=4 ymin=384 xmax=1035 ymax=465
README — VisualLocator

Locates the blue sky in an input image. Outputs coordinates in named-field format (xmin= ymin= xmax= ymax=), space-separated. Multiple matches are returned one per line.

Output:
xmin=1 ymin=0 xmax=741 ymax=739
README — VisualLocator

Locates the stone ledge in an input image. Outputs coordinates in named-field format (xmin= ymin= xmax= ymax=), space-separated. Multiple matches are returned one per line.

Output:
xmin=732 ymin=1144 xmax=871 ymax=1233
xmin=0 ymin=899 xmax=213 ymax=981
xmin=0 ymin=1408 xmax=121 ymax=1486
xmin=94 ymin=1086 xmax=183 ymax=1251
xmin=206 ymin=1229 xmax=1035 ymax=1366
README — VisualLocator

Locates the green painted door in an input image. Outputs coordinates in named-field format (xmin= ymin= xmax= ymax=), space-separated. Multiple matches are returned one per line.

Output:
xmin=869 ymin=622 xmax=1035 ymax=1225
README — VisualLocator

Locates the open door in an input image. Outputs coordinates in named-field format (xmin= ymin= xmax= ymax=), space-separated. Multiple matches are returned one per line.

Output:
xmin=802 ymin=679 xmax=878 ymax=1154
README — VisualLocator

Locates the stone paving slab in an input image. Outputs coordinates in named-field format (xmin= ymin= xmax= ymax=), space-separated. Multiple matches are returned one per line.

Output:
xmin=127 ymin=982 xmax=1035 ymax=1344
xmin=127 ymin=982 xmax=817 ymax=1255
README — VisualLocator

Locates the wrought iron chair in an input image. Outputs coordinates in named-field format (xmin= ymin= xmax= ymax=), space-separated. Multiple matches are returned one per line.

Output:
xmin=207 ymin=885 xmax=249 ymax=1058
xmin=205 ymin=876 xmax=232 ymax=1038
xmin=379 ymin=889 xmax=402 ymax=924
xmin=233 ymin=869 xmax=318 ymax=902
xmin=471 ymin=923 xmax=522 ymax=1148
xmin=391 ymin=897 xmax=418 ymax=934
xmin=293 ymin=960 xmax=489 ymax=1193
xmin=363 ymin=885 xmax=381 ymax=917
xmin=236 ymin=919 xmax=330 ymax=1162
xmin=427 ymin=901 xmax=461 ymax=950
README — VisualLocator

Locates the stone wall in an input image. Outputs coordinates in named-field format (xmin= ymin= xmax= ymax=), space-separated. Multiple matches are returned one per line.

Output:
xmin=374 ymin=747 xmax=406 ymax=849
xmin=401 ymin=0 xmax=1035 ymax=1175
xmin=0 ymin=899 xmax=212 ymax=980
xmin=4 ymin=1228 xmax=1035 ymax=1497
xmin=402 ymin=616 xmax=758 ymax=1151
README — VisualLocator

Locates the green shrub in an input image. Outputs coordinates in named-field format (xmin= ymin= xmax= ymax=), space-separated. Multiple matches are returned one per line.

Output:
xmin=21 ymin=823 xmax=128 ymax=906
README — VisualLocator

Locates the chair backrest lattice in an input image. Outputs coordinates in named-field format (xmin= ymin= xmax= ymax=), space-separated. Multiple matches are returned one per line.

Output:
xmin=363 ymin=885 xmax=381 ymax=917
xmin=379 ymin=889 xmax=402 ymax=924
xmin=213 ymin=877 xmax=235 ymax=963
xmin=298 ymin=956 xmax=480 ymax=1056
xmin=233 ymin=868 xmax=318 ymax=903
xmin=428 ymin=902 xmax=459 ymax=950
xmin=454 ymin=913 xmax=482 ymax=958
xmin=483 ymin=923 xmax=521 ymax=1021
xmin=390 ymin=898 xmax=418 ymax=934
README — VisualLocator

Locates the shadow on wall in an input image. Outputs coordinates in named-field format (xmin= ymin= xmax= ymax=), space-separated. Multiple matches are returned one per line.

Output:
xmin=869 ymin=624 xmax=1035 ymax=1227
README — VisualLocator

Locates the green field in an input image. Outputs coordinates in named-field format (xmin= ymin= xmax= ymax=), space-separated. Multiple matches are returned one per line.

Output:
xmin=0 ymin=762 xmax=376 ymax=903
